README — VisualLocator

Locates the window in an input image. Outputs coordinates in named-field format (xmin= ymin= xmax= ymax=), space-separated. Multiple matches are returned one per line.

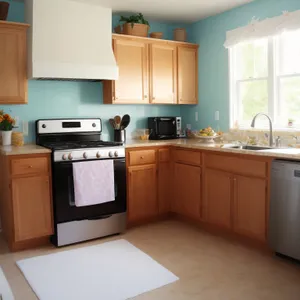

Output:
xmin=230 ymin=29 xmax=300 ymax=129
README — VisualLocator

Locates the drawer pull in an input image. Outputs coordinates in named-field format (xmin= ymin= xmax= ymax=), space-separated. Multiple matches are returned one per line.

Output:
xmin=28 ymin=165 xmax=33 ymax=168
xmin=140 ymin=156 xmax=144 ymax=159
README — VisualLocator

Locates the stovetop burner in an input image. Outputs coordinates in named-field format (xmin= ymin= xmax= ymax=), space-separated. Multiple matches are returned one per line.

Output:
xmin=42 ymin=140 xmax=123 ymax=151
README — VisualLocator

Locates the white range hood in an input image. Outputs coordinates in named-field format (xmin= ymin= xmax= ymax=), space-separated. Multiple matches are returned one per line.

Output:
xmin=25 ymin=0 xmax=118 ymax=80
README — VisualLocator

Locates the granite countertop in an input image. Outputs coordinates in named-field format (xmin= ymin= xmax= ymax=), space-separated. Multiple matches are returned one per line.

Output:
xmin=125 ymin=139 xmax=300 ymax=160
xmin=0 ymin=144 xmax=52 ymax=156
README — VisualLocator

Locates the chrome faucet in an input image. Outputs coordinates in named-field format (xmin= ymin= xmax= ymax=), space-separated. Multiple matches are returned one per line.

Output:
xmin=250 ymin=113 xmax=273 ymax=147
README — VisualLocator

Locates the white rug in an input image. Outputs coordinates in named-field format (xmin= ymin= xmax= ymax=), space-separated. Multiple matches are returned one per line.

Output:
xmin=0 ymin=267 xmax=14 ymax=300
xmin=17 ymin=239 xmax=178 ymax=300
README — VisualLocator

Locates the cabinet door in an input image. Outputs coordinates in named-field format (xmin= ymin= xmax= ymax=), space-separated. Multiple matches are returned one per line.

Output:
xmin=173 ymin=163 xmax=201 ymax=219
xmin=178 ymin=46 xmax=198 ymax=104
xmin=149 ymin=43 xmax=177 ymax=104
xmin=0 ymin=25 xmax=28 ymax=104
xmin=128 ymin=164 xmax=158 ymax=223
xmin=204 ymin=168 xmax=232 ymax=229
xmin=158 ymin=149 xmax=171 ymax=214
xmin=112 ymin=38 xmax=148 ymax=104
xmin=233 ymin=175 xmax=267 ymax=242
xmin=12 ymin=176 xmax=53 ymax=241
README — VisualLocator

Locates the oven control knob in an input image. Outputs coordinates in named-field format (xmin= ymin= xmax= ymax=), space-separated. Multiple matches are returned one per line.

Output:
xmin=114 ymin=151 xmax=119 ymax=157
xmin=109 ymin=151 xmax=114 ymax=158
xmin=68 ymin=153 xmax=73 ymax=160
xmin=83 ymin=152 xmax=88 ymax=159
xmin=96 ymin=152 xmax=101 ymax=158
xmin=62 ymin=154 xmax=67 ymax=161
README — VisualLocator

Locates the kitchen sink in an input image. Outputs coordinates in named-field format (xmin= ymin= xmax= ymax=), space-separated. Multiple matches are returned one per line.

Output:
xmin=228 ymin=145 xmax=273 ymax=151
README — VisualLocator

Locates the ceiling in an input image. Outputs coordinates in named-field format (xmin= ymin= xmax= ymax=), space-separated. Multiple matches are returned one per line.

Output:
xmin=96 ymin=0 xmax=255 ymax=23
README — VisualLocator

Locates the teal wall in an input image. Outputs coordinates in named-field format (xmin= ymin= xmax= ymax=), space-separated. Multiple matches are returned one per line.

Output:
xmin=2 ymin=0 xmax=186 ymax=142
xmin=181 ymin=0 xmax=300 ymax=131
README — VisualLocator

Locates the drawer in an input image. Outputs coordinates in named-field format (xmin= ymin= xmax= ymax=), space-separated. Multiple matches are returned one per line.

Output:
xmin=11 ymin=157 xmax=49 ymax=176
xmin=204 ymin=153 xmax=267 ymax=177
xmin=158 ymin=148 xmax=170 ymax=162
xmin=128 ymin=150 xmax=156 ymax=166
xmin=173 ymin=149 xmax=201 ymax=165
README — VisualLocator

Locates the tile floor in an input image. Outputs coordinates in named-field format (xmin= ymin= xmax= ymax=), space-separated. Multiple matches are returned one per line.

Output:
xmin=0 ymin=220 xmax=300 ymax=300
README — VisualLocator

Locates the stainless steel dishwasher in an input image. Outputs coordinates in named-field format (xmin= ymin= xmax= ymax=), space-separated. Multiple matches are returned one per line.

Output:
xmin=269 ymin=160 xmax=300 ymax=260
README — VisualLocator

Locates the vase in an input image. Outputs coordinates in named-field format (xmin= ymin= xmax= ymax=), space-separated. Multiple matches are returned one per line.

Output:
xmin=2 ymin=130 xmax=12 ymax=146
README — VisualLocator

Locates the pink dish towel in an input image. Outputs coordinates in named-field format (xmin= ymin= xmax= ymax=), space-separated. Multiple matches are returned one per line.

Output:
xmin=73 ymin=160 xmax=115 ymax=207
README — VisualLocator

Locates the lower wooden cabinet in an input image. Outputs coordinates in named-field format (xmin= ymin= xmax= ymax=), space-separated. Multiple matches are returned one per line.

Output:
xmin=0 ymin=153 xmax=53 ymax=251
xmin=204 ymin=168 xmax=232 ymax=229
xmin=128 ymin=164 xmax=158 ymax=223
xmin=158 ymin=149 xmax=171 ymax=215
xmin=233 ymin=175 xmax=267 ymax=242
xmin=173 ymin=162 xmax=201 ymax=219
xmin=12 ymin=176 xmax=53 ymax=242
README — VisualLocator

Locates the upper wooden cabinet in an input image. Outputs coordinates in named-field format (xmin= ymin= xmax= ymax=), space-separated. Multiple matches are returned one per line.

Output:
xmin=104 ymin=34 xmax=198 ymax=105
xmin=149 ymin=43 xmax=177 ymax=104
xmin=0 ymin=21 xmax=29 ymax=104
xmin=104 ymin=38 xmax=148 ymax=104
xmin=178 ymin=46 xmax=198 ymax=105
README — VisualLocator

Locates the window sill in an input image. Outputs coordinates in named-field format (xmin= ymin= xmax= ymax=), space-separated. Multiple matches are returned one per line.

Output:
xmin=230 ymin=127 xmax=300 ymax=136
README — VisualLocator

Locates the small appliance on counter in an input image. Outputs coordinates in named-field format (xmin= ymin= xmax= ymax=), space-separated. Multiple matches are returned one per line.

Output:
xmin=148 ymin=117 xmax=183 ymax=140
xmin=36 ymin=118 xmax=127 ymax=247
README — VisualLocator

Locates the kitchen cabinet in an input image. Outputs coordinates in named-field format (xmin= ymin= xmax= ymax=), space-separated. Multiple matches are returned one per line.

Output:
xmin=204 ymin=168 xmax=232 ymax=229
xmin=128 ymin=164 xmax=158 ymax=223
xmin=103 ymin=37 xmax=148 ymax=104
xmin=0 ymin=153 xmax=53 ymax=251
xmin=149 ymin=43 xmax=177 ymax=104
xmin=178 ymin=46 xmax=198 ymax=104
xmin=104 ymin=34 xmax=198 ymax=105
xmin=173 ymin=162 xmax=201 ymax=220
xmin=203 ymin=153 xmax=269 ymax=242
xmin=233 ymin=175 xmax=267 ymax=242
xmin=158 ymin=149 xmax=171 ymax=215
xmin=12 ymin=176 xmax=52 ymax=242
xmin=0 ymin=21 xmax=29 ymax=104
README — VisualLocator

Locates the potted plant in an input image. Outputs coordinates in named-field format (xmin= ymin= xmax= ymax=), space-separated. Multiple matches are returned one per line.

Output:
xmin=288 ymin=118 xmax=294 ymax=127
xmin=0 ymin=110 xmax=15 ymax=146
xmin=119 ymin=13 xmax=150 ymax=37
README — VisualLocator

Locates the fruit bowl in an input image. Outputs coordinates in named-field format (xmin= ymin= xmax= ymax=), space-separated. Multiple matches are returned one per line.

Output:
xmin=194 ymin=133 xmax=219 ymax=143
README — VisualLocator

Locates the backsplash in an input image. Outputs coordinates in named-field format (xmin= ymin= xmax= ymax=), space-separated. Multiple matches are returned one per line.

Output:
xmin=1 ymin=0 xmax=186 ymax=143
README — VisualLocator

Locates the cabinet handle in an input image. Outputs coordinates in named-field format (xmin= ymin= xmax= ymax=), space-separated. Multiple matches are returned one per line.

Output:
xmin=233 ymin=178 xmax=237 ymax=181
xmin=152 ymin=96 xmax=156 ymax=100
xmin=140 ymin=156 xmax=144 ymax=159
xmin=28 ymin=165 xmax=33 ymax=168
xmin=144 ymin=95 xmax=148 ymax=99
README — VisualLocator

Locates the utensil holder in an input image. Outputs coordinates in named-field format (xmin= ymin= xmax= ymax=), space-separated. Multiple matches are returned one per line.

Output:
xmin=114 ymin=129 xmax=126 ymax=143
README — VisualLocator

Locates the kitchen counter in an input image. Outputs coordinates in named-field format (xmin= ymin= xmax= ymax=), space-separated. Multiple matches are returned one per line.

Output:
xmin=0 ymin=144 xmax=51 ymax=156
xmin=125 ymin=139 xmax=300 ymax=160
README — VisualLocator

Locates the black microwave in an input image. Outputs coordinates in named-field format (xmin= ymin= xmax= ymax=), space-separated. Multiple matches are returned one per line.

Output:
xmin=148 ymin=117 xmax=182 ymax=140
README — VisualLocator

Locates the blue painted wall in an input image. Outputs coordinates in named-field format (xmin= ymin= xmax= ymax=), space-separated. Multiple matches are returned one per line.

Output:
xmin=181 ymin=0 xmax=300 ymax=131
xmin=2 ymin=0 xmax=186 ymax=142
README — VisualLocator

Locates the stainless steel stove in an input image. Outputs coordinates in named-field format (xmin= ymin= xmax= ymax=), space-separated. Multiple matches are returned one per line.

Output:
xmin=36 ymin=118 xmax=127 ymax=247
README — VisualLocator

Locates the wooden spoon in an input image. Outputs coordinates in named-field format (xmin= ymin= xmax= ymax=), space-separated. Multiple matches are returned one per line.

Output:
xmin=109 ymin=118 xmax=116 ymax=129
xmin=114 ymin=115 xmax=121 ymax=130
xmin=120 ymin=114 xmax=130 ymax=130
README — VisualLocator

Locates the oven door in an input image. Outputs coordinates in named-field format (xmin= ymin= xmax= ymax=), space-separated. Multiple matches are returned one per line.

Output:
xmin=52 ymin=158 xmax=126 ymax=224
xmin=156 ymin=117 xmax=177 ymax=139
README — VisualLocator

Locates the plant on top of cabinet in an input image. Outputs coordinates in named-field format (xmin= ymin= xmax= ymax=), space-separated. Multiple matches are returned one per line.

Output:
xmin=0 ymin=21 xmax=29 ymax=104
xmin=118 ymin=13 xmax=150 ymax=37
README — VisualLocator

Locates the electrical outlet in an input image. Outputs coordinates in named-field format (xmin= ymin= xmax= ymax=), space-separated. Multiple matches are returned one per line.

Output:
xmin=23 ymin=121 xmax=28 ymax=136
xmin=195 ymin=112 xmax=198 ymax=122
xmin=215 ymin=111 xmax=220 ymax=121
xmin=14 ymin=116 xmax=20 ymax=128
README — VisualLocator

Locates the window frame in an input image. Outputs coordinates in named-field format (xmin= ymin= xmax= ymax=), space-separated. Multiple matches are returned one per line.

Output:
xmin=229 ymin=33 xmax=300 ymax=130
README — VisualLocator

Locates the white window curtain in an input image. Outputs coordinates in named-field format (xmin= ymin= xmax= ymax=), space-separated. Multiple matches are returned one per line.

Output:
xmin=224 ymin=9 xmax=300 ymax=48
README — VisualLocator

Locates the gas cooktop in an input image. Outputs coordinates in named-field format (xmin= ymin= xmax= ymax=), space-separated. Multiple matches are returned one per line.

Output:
xmin=41 ymin=140 xmax=123 ymax=151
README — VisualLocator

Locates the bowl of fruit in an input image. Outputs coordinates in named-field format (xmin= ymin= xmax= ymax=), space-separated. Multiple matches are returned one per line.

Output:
xmin=195 ymin=127 xmax=219 ymax=143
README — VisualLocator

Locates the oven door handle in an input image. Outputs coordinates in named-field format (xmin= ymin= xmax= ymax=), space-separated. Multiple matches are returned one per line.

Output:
xmin=88 ymin=214 xmax=112 ymax=221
